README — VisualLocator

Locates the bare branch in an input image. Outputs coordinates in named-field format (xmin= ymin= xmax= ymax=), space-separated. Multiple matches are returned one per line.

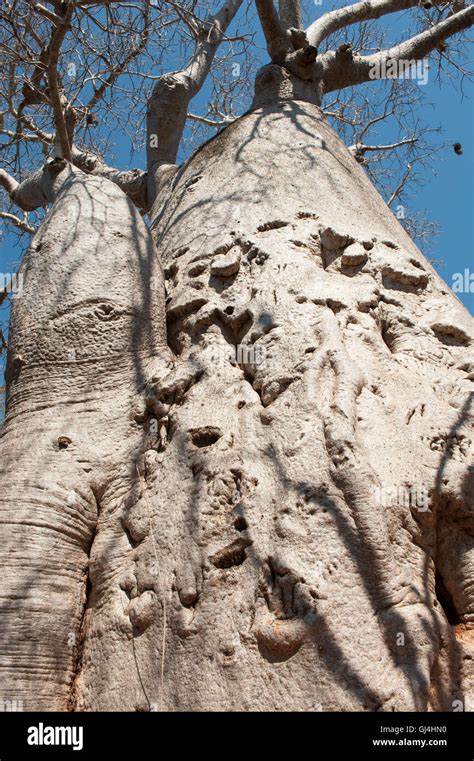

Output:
xmin=46 ymin=2 xmax=75 ymax=160
xmin=167 ymin=2 xmax=201 ymax=37
xmin=188 ymin=112 xmax=236 ymax=127
xmin=0 ymin=211 xmax=36 ymax=235
xmin=388 ymin=162 xmax=413 ymax=205
xmin=382 ymin=4 xmax=474 ymax=60
xmin=278 ymin=0 xmax=303 ymax=32
xmin=146 ymin=0 xmax=243 ymax=199
xmin=0 ymin=169 xmax=20 ymax=197
xmin=351 ymin=136 xmax=418 ymax=153
xmin=28 ymin=2 xmax=64 ymax=26
xmin=1 ymin=129 xmax=44 ymax=143
xmin=321 ymin=5 xmax=474 ymax=92
xmin=358 ymin=105 xmax=396 ymax=141
xmin=255 ymin=0 xmax=288 ymax=60
xmin=85 ymin=4 xmax=150 ymax=114
xmin=11 ymin=113 xmax=54 ymax=146
xmin=307 ymin=0 xmax=420 ymax=49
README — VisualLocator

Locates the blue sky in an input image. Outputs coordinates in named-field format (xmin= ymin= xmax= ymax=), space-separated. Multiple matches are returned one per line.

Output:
xmin=410 ymin=72 xmax=473 ymax=313
xmin=1 ymin=3 xmax=473 ymax=400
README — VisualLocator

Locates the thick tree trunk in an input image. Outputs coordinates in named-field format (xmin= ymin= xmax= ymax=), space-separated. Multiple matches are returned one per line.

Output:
xmin=0 ymin=168 xmax=168 ymax=710
xmin=1 ymin=71 xmax=473 ymax=712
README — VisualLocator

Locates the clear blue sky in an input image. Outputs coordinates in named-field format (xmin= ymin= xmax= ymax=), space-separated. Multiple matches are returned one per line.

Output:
xmin=1 ymin=4 xmax=473 ymax=398
xmin=410 ymin=70 xmax=473 ymax=314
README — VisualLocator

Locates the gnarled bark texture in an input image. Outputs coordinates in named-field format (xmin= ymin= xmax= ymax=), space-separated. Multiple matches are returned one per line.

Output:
xmin=1 ymin=71 xmax=473 ymax=712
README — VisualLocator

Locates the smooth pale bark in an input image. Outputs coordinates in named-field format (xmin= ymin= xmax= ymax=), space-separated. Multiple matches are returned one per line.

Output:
xmin=2 ymin=71 xmax=473 ymax=712
xmin=76 ymin=76 xmax=474 ymax=712
xmin=0 ymin=168 xmax=168 ymax=710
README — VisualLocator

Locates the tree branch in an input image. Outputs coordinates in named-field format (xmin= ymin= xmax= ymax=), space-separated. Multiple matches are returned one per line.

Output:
xmin=307 ymin=0 xmax=420 ymax=49
xmin=278 ymin=0 xmax=303 ymax=32
xmin=381 ymin=3 xmax=474 ymax=60
xmin=7 ymin=106 xmax=54 ymax=147
xmin=255 ymin=0 xmax=320 ymax=82
xmin=255 ymin=0 xmax=288 ymax=60
xmin=85 ymin=5 xmax=150 ymax=115
xmin=0 ymin=169 xmax=19 ymax=197
xmin=321 ymin=5 xmax=474 ymax=92
xmin=71 ymin=148 xmax=148 ymax=210
xmin=28 ymin=1 xmax=64 ymax=26
xmin=351 ymin=137 xmax=418 ymax=153
xmin=188 ymin=112 xmax=236 ymax=127
xmin=1 ymin=159 xmax=68 ymax=212
xmin=46 ymin=2 xmax=75 ymax=161
xmin=0 ymin=211 xmax=36 ymax=235
xmin=2 ymin=151 xmax=147 ymax=213
xmin=146 ymin=0 xmax=243 ymax=200
xmin=388 ymin=163 xmax=413 ymax=205
xmin=358 ymin=106 xmax=395 ymax=141
xmin=1 ymin=129 xmax=45 ymax=144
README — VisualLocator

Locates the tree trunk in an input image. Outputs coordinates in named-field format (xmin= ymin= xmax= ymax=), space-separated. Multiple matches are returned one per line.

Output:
xmin=1 ymin=71 xmax=473 ymax=712
xmin=0 ymin=168 xmax=168 ymax=710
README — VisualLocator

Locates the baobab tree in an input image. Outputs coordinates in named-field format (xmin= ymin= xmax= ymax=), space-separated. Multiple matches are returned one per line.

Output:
xmin=0 ymin=0 xmax=473 ymax=712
